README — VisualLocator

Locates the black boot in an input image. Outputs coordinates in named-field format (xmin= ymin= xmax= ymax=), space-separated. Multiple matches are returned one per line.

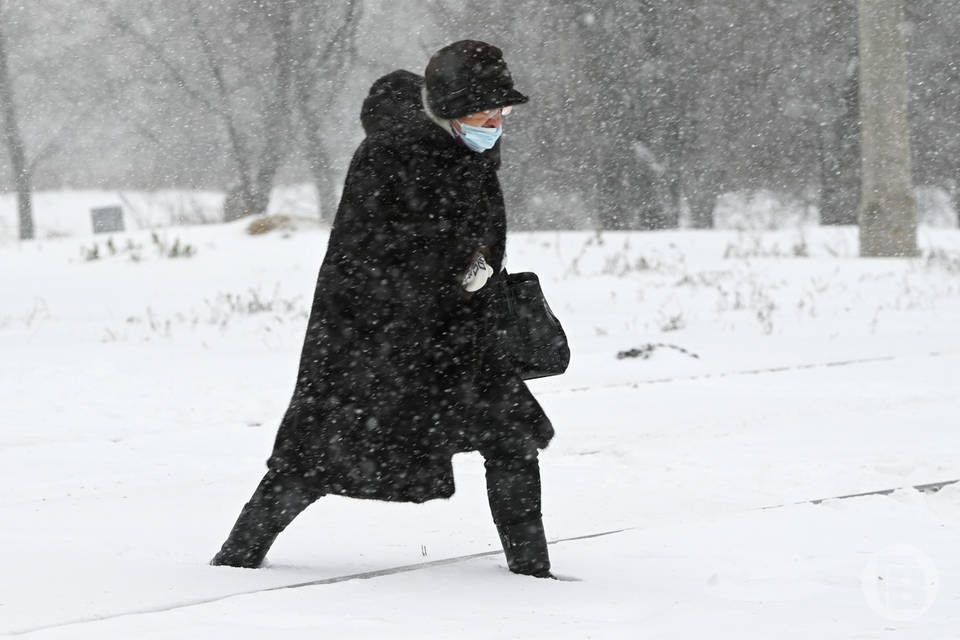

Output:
xmin=495 ymin=516 xmax=554 ymax=578
xmin=210 ymin=471 xmax=317 ymax=568
xmin=484 ymin=453 xmax=554 ymax=578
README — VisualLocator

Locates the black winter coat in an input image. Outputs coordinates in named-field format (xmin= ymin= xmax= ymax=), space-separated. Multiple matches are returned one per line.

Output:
xmin=267 ymin=70 xmax=553 ymax=503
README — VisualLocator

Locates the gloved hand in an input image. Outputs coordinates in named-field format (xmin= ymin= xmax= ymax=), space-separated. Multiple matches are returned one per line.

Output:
xmin=461 ymin=248 xmax=494 ymax=293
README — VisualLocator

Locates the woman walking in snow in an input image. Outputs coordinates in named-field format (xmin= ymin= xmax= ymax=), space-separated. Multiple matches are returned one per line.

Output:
xmin=211 ymin=41 xmax=555 ymax=578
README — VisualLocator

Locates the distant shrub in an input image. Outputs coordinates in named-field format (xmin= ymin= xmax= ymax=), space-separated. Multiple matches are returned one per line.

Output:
xmin=81 ymin=232 xmax=195 ymax=262
xmin=247 ymin=214 xmax=292 ymax=235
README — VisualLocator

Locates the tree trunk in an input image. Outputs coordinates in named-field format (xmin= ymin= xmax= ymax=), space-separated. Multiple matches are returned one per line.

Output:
xmin=687 ymin=186 xmax=716 ymax=230
xmin=0 ymin=20 xmax=32 ymax=240
xmin=949 ymin=177 xmax=960 ymax=228
xmin=954 ymin=181 xmax=960 ymax=228
xmin=289 ymin=1 xmax=361 ymax=223
xmin=295 ymin=88 xmax=339 ymax=222
xmin=820 ymin=57 xmax=861 ymax=226
xmin=247 ymin=6 xmax=295 ymax=221
xmin=221 ymin=121 xmax=258 ymax=222
xmin=303 ymin=134 xmax=338 ymax=222
xmin=857 ymin=0 xmax=917 ymax=256
xmin=187 ymin=2 xmax=294 ymax=223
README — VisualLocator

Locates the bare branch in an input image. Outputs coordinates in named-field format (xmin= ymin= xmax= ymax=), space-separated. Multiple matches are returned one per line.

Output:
xmin=185 ymin=2 xmax=233 ymax=110
xmin=184 ymin=0 xmax=253 ymax=192
xmin=93 ymin=0 xmax=222 ymax=117
xmin=27 ymin=102 xmax=101 ymax=175
xmin=309 ymin=2 xmax=364 ymax=86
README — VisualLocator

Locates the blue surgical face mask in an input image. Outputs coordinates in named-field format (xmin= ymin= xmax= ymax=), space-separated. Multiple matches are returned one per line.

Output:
xmin=455 ymin=121 xmax=502 ymax=152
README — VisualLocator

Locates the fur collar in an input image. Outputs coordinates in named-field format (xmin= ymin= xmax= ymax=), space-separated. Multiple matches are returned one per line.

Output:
xmin=422 ymin=87 xmax=458 ymax=139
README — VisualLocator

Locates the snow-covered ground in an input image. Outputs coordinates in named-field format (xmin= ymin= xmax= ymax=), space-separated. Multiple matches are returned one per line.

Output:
xmin=1 ymin=212 xmax=959 ymax=638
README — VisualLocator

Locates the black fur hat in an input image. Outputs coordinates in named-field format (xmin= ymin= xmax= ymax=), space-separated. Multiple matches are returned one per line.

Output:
xmin=424 ymin=40 xmax=529 ymax=119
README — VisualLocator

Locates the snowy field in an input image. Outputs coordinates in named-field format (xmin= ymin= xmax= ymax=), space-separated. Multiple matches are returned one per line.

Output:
xmin=1 ymin=205 xmax=959 ymax=638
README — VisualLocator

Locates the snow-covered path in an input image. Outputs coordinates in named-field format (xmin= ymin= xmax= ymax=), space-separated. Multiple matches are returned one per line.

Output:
xmin=2 ymin=224 xmax=959 ymax=638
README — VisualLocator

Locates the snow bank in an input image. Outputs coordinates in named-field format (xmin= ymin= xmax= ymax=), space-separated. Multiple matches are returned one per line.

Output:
xmin=0 ymin=184 xmax=321 ymax=243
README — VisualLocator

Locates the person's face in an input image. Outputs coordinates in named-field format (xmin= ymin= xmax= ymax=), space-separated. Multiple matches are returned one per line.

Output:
xmin=452 ymin=105 xmax=513 ymax=131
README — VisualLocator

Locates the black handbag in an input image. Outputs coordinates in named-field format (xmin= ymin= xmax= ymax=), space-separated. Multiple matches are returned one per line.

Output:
xmin=502 ymin=271 xmax=570 ymax=380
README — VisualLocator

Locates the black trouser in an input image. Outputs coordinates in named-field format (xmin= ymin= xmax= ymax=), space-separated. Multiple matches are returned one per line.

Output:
xmin=481 ymin=446 xmax=542 ymax=528
xmin=213 ymin=447 xmax=548 ymax=574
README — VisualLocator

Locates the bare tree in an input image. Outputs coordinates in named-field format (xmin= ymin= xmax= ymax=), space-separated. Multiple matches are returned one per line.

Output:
xmin=101 ymin=0 xmax=367 ymax=222
xmin=0 ymin=1 xmax=32 ymax=240
xmin=819 ymin=57 xmax=861 ymax=226
xmin=213 ymin=0 xmax=297 ymax=221
xmin=101 ymin=0 xmax=298 ymax=221
xmin=290 ymin=1 xmax=363 ymax=222
xmin=857 ymin=0 xmax=918 ymax=256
